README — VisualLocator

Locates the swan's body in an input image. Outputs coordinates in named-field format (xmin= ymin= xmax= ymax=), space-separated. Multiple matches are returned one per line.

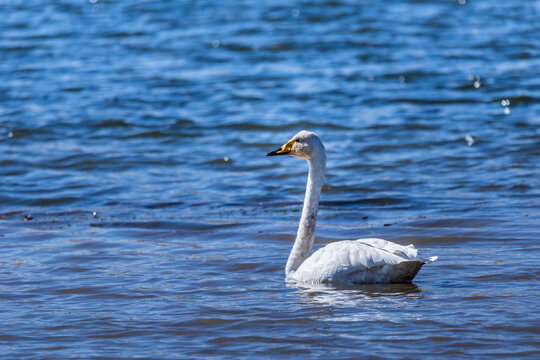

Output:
xmin=267 ymin=131 xmax=437 ymax=285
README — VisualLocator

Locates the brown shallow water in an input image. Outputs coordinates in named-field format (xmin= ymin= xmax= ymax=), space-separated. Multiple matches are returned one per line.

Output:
xmin=1 ymin=0 xmax=539 ymax=358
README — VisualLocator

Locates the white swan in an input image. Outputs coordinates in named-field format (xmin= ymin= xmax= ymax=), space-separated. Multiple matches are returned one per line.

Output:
xmin=267 ymin=130 xmax=437 ymax=284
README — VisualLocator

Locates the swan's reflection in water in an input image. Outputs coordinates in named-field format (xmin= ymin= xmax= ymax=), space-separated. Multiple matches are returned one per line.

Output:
xmin=289 ymin=282 xmax=424 ymax=322
xmin=292 ymin=282 xmax=422 ymax=299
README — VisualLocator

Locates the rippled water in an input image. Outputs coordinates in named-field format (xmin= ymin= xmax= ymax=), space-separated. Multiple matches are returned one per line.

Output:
xmin=1 ymin=0 xmax=539 ymax=358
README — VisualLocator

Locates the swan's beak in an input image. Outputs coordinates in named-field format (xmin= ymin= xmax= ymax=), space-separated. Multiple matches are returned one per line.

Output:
xmin=267 ymin=139 xmax=295 ymax=156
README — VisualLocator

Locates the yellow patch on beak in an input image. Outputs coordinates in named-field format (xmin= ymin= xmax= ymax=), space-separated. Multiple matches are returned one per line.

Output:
xmin=267 ymin=139 xmax=296 ymax=156
xmin=275 ymin=139 xmax=295 ymax=155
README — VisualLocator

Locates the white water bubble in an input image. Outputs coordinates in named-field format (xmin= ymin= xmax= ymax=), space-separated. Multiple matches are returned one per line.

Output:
xmin=473 ymin=81 xmax=481 ymax=88
xmin=504 ymin=107 xmax=510 ymax=115
xmin=291 ymin=9 xmax=300 ymax=17
xmin=212 ymin=40 xmax=220 ymax=48
xmin=501 ymin=99 xmax=510 ymax=106
xmin=8 ymin=131 xmax=14 ymax=138
xmin=465 ymin=135 xmax=475 ymax=146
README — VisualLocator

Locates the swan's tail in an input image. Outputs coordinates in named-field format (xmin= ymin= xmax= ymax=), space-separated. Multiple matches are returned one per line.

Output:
xmin=389 ymin=256 xmax=437 ymax=284
xmin=389 ymin=260 xmax=424 ymax=284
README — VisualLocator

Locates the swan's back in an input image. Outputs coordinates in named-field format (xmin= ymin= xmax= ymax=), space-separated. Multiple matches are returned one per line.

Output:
xmin=291 ymin=238 xmax=426 ymax=284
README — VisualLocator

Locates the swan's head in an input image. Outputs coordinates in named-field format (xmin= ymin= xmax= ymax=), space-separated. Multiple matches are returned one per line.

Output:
xmin=267 ymin=130 xmax=325 ymax=161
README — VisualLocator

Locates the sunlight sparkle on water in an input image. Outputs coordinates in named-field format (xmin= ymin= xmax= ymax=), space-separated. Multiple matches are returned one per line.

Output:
xmin=501 ymin=99 xmax=511 ymax=115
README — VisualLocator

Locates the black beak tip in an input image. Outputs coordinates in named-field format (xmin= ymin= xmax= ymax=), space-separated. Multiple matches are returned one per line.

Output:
xmin=266 ymin=151 xmax=277 ymax=156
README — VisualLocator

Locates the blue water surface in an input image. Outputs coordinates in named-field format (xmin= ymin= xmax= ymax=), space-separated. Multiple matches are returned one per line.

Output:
xmin=1 ymin=0 xmax=539 ymax=358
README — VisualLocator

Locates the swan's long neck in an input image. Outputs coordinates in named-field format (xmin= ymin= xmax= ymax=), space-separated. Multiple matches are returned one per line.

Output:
xmin=286 ymin=151 xmax=326 ymax=276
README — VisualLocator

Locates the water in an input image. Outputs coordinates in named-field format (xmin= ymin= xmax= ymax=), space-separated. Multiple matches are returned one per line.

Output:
xmin=1 ymin=0 xmax=539 ymax=358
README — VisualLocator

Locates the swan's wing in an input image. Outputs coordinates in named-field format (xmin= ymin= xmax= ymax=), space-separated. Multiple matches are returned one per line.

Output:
xmin=356 ymin=237 xmax=438 ymax=262
xmin=354 ymin=237 xmax=418 ymax=260
xmin=293 ymin=239 xmax=431 ymax=284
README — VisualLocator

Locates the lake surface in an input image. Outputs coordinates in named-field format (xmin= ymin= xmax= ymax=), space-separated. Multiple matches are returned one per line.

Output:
xmin=1 ymin=0 xmax=539 ymax=358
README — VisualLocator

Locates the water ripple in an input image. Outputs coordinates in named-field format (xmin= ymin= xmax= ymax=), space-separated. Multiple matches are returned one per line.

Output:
xmin=0 ymin=0 xmax=539 ymax=358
